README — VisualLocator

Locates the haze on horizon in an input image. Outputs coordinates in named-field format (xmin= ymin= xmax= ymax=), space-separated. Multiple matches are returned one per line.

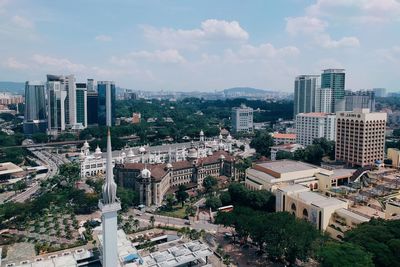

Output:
xmin=0 ymin=0 xmax=399 ymax=92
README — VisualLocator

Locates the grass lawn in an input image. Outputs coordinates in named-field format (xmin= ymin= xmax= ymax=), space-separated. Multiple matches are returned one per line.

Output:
xmin=157 ymin=205 xmax=187 ymax=219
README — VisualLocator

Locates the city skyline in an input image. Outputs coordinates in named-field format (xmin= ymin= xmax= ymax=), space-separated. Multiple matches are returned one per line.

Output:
xmin=0 ymin=0 xmax=399 ymax=92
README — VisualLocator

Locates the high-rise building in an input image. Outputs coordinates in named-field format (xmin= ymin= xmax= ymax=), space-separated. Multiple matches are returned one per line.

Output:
xmin=98 ymin=129 xmax=121 ymax=267
xmin=64 ymin=75 xmax=76 ymax=127
xmin=295 ymin=113 xmax=336 ymax=146
xmin=231 ymin=104 xmax=253 ymax=133
xmin=47 ymin=80 xmax=67 ymax=135
xmin=87 ymin=91 xmax=98 ymax=125
xmin=98 ymin=81 xmax=116 ymax=126
xmin=344 ymin=90 xmax=375 ymax=112
xmin=373 ymin=88 xmax=387 ymax=98
xmin=335 ymin=109 xmax=386 ymax=167
xmin=315 ymin=88 xmax=333 ymax=113
xmin=293 ymin=75 xmax=319 ymax=116
xmin=87 ymin=78 xmax=96 ymax=92
xmin=76 ymin=83 xmax=87 ymax=129
xmin=321 ymin=69 xmax=345 ymax=112
xmin=23 ymin=81 xmax=47 ymax=135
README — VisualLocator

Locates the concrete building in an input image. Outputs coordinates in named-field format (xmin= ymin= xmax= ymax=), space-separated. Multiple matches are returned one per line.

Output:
xmin=98 ymin=81 xmax=116 ymax=126
xmin=295 ymin=113 xmax=336 ymax=146
xmin=231 ymin=104 xmax=253 ymax=133
xmin=270 ymin=143 xmax=304 ymax=161
xmin=276 ymin=184 xmax=348 ymax=231
xmin=373 ymin=88 xmax=387 ymax=98
xmin=98 ymin=129 xmax=121 ymax=267
xmin=321 ymin=69 xmax=345 ymax=112
xmin=23 ymin=81 xmax=47 ymax=135
xmin=271 ymin=133 xmax=297 ymax=145
xmin=387 ymin=148 xmax=400 ymax=168
xmin=336 ymin=109 xmax=387 ymax=167
xmin=345 ymin=90 xmax=375 ymax=112
xmin=47 ymin=80 xmax=67 ymax=136
xmin=114 ymin=149 xmax=236 ymax=206
xmin=87 ymin=78 xmax=96 ymax=92
xmin=315 ymin=88 xmax=333 ymax=113
xmin=293 ymin=75 xmax=319 ymax=116
xmin=0 ymin=92 xmax=24 ymax=105
xmin=64 ymin=75 xmax=77 ymax=127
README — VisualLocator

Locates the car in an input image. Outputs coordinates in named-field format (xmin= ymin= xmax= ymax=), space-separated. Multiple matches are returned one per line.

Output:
xmin=184 ymin=220 xmax=191 ymax=225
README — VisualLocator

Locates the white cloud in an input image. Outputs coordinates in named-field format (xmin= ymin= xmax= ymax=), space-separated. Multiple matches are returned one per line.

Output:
xmin=32 ymin=54 xmax=86 ymax=72
xmin=142 ymin=19 xmax=249 ymax=49
xmin=285 ymin=16 xmax=327 ymax=36
xmin=315 ymin=34 xmax=360 ymax=48
xmin=377 ymin=46 xmax=400 ymax=63
xmin=4 ymin=57 xmax=28 ymax=70
xmin=129 ymin=49 xmax=186 ymax=64
xmin=236 ymin=43 xmax=299 ymax=59
xmin=11 ymin=15 xmax=34 ymax=29
xmin=95 ymin=35 xmax=112 ymax=42
xmin=307 ymin=0 xmax=400 ymax=22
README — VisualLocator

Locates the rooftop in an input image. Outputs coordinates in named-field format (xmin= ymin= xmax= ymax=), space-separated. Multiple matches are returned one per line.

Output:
xmin=272 ymin=133 xmax=296 ymax=139
xmin=297 ymin=112 xmax=332 ymax=118
xmin=0 ymin=162 xmax=24 ymax=177
xmin=297 ymin=190 xmax=347 ymax=208
xmin=336 ymin=208 xmax=369 ymax=223
xmin=255 ymin=160 xmax=319 ymax=174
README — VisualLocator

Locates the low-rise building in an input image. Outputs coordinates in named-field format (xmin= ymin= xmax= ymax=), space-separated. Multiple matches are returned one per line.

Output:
xmin=326 ymin=208 xmax=369 ymax=240
xmin=0 ymin=162 xmax=24 ymax=180
xmin=270 ymin=143 xmax=304 ymax=161
xmin=271 ymin=132 xmax=297 ymax=145
xmin=387 ymin=148 xmax=400 ymax=168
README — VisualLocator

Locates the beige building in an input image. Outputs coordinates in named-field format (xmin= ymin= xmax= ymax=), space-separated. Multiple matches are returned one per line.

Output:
xmin=336 ymin=108 xmax=387 ymax=167
xmin=326 ymin=208 xmax=369 ymax=240
xmin=271 ymin=133 xmax=297 ymax=145
xmin=295 ymin=112 xmax=336 ymax=146
xmin=387 ymin=148 xmax=400 ymax=168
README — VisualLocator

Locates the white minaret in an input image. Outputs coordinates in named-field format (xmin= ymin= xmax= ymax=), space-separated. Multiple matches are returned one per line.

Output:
xmin=98 ymin=128 xmax=121 ymax=267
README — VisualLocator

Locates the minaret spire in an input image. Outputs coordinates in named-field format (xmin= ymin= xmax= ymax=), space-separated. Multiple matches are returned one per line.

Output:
xmin=102 ymin=127 xmax=117 ymax=204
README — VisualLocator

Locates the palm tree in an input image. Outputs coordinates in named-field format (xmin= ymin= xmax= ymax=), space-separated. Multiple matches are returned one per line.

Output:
xmin=149 ymin=216 xmax=155 ymax=228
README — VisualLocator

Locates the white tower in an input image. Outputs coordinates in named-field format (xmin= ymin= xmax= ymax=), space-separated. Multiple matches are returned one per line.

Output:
xmin=98 ymin=128 xmax=121 ymax=267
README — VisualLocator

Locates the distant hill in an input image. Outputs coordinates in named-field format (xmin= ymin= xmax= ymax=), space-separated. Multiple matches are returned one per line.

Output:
xmin=223 ymin=87 xmax=279 ymax=95
xmin=0 ymin=81 xmax=25 ymax=94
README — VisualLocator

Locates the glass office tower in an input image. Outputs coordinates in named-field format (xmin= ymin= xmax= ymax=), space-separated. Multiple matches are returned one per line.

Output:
xmin=98 ymin=81 xmax=116 ymax=126
xmin=24 ymin=81 xmax=47 ymax=135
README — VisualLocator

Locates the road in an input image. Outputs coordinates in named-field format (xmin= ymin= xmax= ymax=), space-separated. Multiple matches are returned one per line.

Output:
xmin=127 ymin=209 xmax=220 ymax=233
xmin=9 ymin=150 xmax=61 ymax=203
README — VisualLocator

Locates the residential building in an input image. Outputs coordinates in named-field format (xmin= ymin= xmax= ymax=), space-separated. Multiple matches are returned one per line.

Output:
xmin=132 ymin=112 xmax=141 ymax=124
xmin=64 ymin=74 xmax=77 ymax=127
xmin=231 ymin=104 xmax=253 ymax=133
xmin=272 ymin=132 xmax=297 ymax=145
xmin=335 ymin=109 xmax=387 ymax=167
xmin=321 ymin=69 xmax=345 ymax=112
xmin=47 ymin=80 xmax=67 ymax=135
xmin=98 ymin=81 xmax=116 ymax=126
xmin=76 ymin=83 xmax=87 ymax=129
xmin=293 ymin=75 xmax=319 ymax=116
xmin=345 ymin=90 xmax=375 ymax=112
xmin=270 ymin=143 xmax=304 ymax=161
xmin=0 ymin=93 xmax=24 ymax=105
xmin=295 ymin=113 xmax=336 ymax=146
xmin=23 ymin=81 xmax=47 ymax=135
xmin=87 ymin=91 xmax=98 ymax=125
xmin=373 ymin=88 xmax=387 ymax=98
xmin=315 ymin=88 xmax=333 ymax=113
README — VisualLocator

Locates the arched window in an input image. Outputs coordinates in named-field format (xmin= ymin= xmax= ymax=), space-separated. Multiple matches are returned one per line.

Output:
xmin=291 ymin=203 xmax=296 ymax=211
xmin=303 ymin=208 xmax=308 ymax=218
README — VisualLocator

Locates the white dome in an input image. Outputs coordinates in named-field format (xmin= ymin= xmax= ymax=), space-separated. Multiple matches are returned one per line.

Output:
xmin=219 ymin=154 xmax=225 ymax=160
xmin=139 ymin=146 xmax=146 ymax=153
xmin=127 ymin=148 xmax=134 ymax=157
xmin=187 ymin=148 xmax=197 ymax=159
xmin=141 ymin=168 xmax=151 ymax=178
xmin=219 ymin=133 xmax=223 ymax=140
xmin=207 ymin=150 xmax=213 ymax=156
xmin=166 ymin=163 xmax=173 ymax=169
xmin=121 ymin=151 xmax=126 ymax=157
xmin=227 ymin=134 xmax=232 ymax=141
xmin=84 ymin=140 xmax=90 ymax=148
xmin=79 ymin=151 xmax=85 ymax=159
xmin=95 ymin=145 xmax=101 ymax=154
xmin=200 ymin=130 xmax=204 ymax=136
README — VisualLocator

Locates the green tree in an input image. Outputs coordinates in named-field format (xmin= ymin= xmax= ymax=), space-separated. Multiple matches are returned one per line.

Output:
xmin=165 ymin=193 xmax=175 ymax=210
xmin=203 ymin=176 xmax=218 ymax=193
xmin=276 ymin=151 xmax=293 ymax=160
xmin=185 ymin=205 xmax=197 ymax=217
xmin=317 ymin=242 xmax=374 ymax=267
xmin=304 ymin=144 xmax=324 ymax=165
xmin=205 ymin=196 xmax=222 ymax=210
xmin=117 ymin=187 xmax=139 ymax=211
xmin=219 ymin=191 xmax=232 ymax=206
xmin=249 ymin=130 xmax=274 ymax=157
xmin=175 ymin=185 xmax=189 ymax=207
xmin=149 ymin=216 xmax=155 ymax=228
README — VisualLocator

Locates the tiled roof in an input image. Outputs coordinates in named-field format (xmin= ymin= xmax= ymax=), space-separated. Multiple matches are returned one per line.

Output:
xmin=272 ymin=133 xmax=296 ymax=139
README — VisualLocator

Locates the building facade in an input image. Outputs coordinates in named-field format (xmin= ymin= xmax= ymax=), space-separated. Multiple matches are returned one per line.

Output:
xmin=373 ymin=88 xmax=387 ymax=98
xmin=47 ymin=80 xmax=67 ymax=135
xmin=335 ymin=109 xmax=387 ymax=167
xmin=76 ymin=83 xmax=87 ymax=129
xmin=114 ymin=150 xmax=236 ymax=206
xmin=321 ymin=69 xmax=345 ymax=112
xmin=293 ymin=75 xmax=319 ymax=116
xmin=272 ymin=133 xmax=297 ymax=145
xmin=98 ymin=81 xmax=116 ymax=126
xmin=231 ymin=104 xmax=253 ymax=133
xmin=344 ymin=90 xmax=375 ymax=112
xmin=315 ymin=88 xmax=333 ymax=113
xmin=24 ymin=81 xmax=47 ymax=135
xmin=295 ymin=113 xmax=336 ymax=146
xmin=87 ymin=91 xmax=98 ymax=125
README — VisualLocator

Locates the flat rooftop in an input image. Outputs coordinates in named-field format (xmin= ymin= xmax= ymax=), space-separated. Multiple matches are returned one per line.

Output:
xmin=336 ymin=208 xmax=369 ymax=223
xmin=298 ymin=190 xmax=347 ymax=208
xmin=255 ymin=160 xmax=319 ymax=174
xmin=0 ymin=162 xmax=23 ymax=176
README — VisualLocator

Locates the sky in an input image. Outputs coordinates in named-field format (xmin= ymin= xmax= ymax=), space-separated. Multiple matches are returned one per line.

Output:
xmin=0 ymin=0 xmax=399 ymax=92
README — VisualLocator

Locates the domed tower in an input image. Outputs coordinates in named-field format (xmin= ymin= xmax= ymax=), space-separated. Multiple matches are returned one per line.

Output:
xmin=139 ymin=166 xmax=152 ymax=206
xmin=199 ymin=129 xmax=205 ymax=143
xmin=94 ymin=145 xmax=102 ymax=159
